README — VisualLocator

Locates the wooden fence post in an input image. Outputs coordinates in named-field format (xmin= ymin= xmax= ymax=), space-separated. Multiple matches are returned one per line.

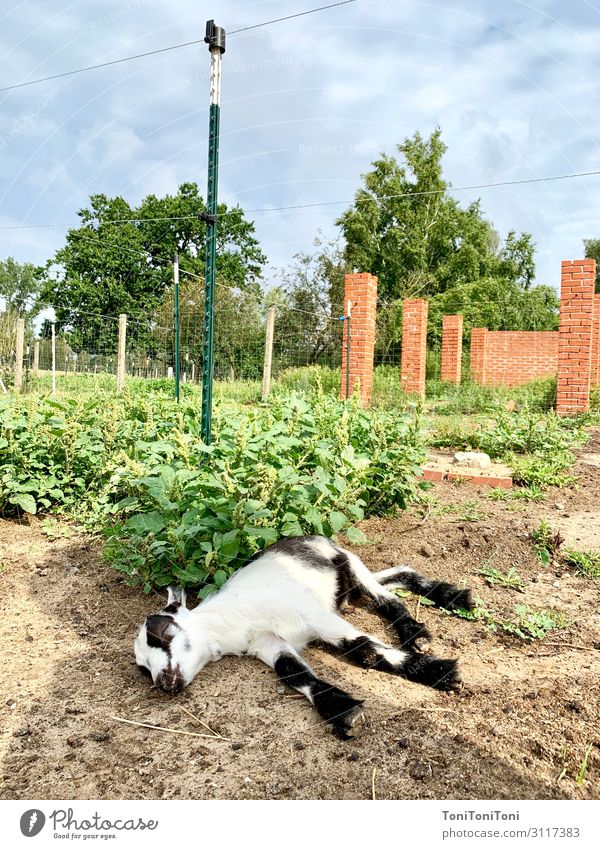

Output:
xmin=14 ymin=318 xmax=25 ymax=392
xmin=33 ymin=340 xmax=40 ymax=376
xmin=117 ymin=314 xmax=127 ymax=392
xmin=262 ymin=306 xmax=276 ymax=401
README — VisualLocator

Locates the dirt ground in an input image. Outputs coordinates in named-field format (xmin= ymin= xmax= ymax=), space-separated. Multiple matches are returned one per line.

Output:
xmin=1 ymin=434 xmax=600 ymax=801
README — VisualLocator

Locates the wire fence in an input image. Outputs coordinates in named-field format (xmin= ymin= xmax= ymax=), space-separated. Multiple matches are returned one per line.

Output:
xmin=1 ymin=279 xmax=563 ymax=414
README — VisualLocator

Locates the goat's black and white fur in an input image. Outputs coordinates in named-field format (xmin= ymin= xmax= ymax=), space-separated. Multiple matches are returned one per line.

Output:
xmin=134 ymin=536 xmax=473 ymax=738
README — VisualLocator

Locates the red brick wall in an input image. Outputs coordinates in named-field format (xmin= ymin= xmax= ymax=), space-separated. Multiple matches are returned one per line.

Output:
xmin=400 ymin=299 xmax=428 ymax=396
xmin=340 ymin=272 xmax=377 ymax=405
xmin=479 ymin=331 xmax=559 ymax=386
xmin=556 ymin=259 xmax=596 ymax=415
xmin=441 ymin=314 xmax=463 ymax=383
xmin=591 ymin=293 xmax=600 ymax=386
xmin=470 ymin=328 xmax=487 ymax=384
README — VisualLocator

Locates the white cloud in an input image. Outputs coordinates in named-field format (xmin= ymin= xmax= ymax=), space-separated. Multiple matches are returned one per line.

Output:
xmin=0 ymin=0 xmax=599 ymax=293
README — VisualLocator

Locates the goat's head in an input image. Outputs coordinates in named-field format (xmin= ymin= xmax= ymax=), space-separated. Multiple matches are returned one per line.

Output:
xmin=134 ymin=587 xmax=217 ymax=694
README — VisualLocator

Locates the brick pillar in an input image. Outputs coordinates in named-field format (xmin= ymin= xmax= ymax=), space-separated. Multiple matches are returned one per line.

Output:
xmin=556 ymin=259 xmax=595 ymax=415
xmin=340 ymin=272 xmax=377 ymax=405
xmin=470 ymin=328 xmax=488 ymax=384
xmin=591 ymin=293 xmax=600 ymax=386
xmin=400 ymin=299 xmax=428 ymax=396
xmin=441 ymin=314 xmax=463 ymax=383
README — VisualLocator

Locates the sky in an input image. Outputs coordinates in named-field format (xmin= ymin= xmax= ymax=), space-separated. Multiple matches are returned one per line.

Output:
xmin=1 ymin=0 xmax=599 ymax=292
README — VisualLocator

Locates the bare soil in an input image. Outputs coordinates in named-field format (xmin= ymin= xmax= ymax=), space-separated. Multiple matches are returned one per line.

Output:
xmin=1 ymin=433 xmax=600 ymax=801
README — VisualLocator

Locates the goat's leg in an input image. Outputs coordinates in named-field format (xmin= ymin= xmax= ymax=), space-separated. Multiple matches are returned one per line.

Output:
xmin=316 ymin=613 xmax=461 ymax=692
xmin=340 ymin=548 xmax=432 ymax=648
xmin=250 ymin=634 xmax=364 ymax=739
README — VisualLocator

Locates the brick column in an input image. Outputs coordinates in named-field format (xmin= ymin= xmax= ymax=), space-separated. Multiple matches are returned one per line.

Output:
xmin=340 ymin=272 xmax=377 ymax=405
xmin=556 ymin=259 xmax=595 ymax=415
xmin=470 ymin=328 xmax=488 ymax=384
xmin=441 ymin=314 xmax=463 ymax=383
xmin=400 ymin=299 xmax=428 ymax=396
xmin=591 ymin=293 xmax=600 ymax=386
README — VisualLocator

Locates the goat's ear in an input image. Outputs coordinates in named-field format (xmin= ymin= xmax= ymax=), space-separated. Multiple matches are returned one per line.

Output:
xmin=167 ymin=586 xmax=187 ymax=608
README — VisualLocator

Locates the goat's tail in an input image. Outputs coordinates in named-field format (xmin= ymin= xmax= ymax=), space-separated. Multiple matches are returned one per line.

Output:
xmin=374 ymin=565 xmax=473 ymax=612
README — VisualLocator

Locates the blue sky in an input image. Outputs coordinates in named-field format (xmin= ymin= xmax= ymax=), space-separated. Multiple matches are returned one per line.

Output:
xmin=1 ymin=0 xmax=599 ymax=290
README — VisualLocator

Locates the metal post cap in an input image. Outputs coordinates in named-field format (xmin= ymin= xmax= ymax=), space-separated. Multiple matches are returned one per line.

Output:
xmin=204 ymin=20 xmax=226 ymax=53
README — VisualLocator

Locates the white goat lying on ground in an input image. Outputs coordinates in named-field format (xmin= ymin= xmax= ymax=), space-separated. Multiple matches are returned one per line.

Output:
xmin=134 ymin=535 xmax=473 ymax=738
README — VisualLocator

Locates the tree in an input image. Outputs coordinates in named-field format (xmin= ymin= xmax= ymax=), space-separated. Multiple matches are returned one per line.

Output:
xmin=583 ymin=239 xmax=600 ymax=292
xmin=40 ymin=184 xmax=266 ymax=352
xmin=428 ymin=278 xmax=559 ymax=347
xmin=336 ymin=128 xmax=535 ymax=302
xmin=155 ymin=277 xmax=266 ymax=381
xmin=276 ymin=235 xmax=348 ymax=366
xmin=0 ymin=257 xmax=42 ymax=315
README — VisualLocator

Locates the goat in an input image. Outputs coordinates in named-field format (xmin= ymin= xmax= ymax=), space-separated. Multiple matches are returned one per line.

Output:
xmin=134 ymin=535 xmax=473 ymax=738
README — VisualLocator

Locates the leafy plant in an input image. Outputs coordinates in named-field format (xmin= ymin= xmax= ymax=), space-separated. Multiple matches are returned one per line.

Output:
xmin=0 ymin=387 xmax=425 ymax=594
xmin=531 ymin=520 xmax=564 ymax=566
xmin=479 ymin=565 xmax=525 ymax=592
xmin=502 ymin=604 xmax=565 ymax=640
xmin=561 ymin=548 xmax=600 ymax=578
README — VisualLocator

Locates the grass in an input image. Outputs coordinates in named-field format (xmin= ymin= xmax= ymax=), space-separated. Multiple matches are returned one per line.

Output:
xmin=561 ymin=548 xmax=600 ymax=578
xmin=576 ymin=744 xmax=594 ymax=786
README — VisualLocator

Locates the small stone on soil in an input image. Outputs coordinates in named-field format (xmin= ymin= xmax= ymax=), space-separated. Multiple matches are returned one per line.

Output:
xmin=347 ymin=753 xmax=360 ymax=762
xmin=66 ymin=736 xmax=83 ymax=748
xmin=420 ymin=543 xmax=434 ymax=558
xmin=89 ymin=731 xmax=110 ymax=742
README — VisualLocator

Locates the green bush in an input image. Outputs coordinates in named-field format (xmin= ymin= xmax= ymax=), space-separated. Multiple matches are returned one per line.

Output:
xmin=0 ymin=388 xmax=426 ymax=595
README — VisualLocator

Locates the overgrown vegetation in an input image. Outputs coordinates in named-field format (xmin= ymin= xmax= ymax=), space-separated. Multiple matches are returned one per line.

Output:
xmin=0 ymin=386 xmax=426 ymax=594
xmin=429 ymin=406 xmax=586 ymax=490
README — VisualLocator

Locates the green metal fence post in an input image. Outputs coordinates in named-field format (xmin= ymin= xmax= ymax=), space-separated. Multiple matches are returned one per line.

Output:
xmin=200 ymin=19 xmax=226 ymax=444
xmin=174 ymin=252 xmax=180 ymax=402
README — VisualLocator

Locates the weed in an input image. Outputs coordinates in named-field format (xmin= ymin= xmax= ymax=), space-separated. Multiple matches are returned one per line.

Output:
xmin=561 ymin=548 xmax=600 ymax=578
xmin=479 ymin=565 xmax=525 ymax=592
xmin=576 ymin=744 xmax=594 ymax=786
xmin=502 ymin=605 xmax=565 ymax=640
xmin=531 ymin=520 xmax=564 ymax=565
xmin=488 ymin=485 xmax=545 ymax=502
xmin=40 ymin=518 xmax=73 ymax=539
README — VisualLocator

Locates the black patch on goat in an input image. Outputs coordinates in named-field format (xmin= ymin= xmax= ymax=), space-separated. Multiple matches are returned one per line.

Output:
xmin=254 ymin=535 xmax=335 ymax=572
xmin=274 ymin=653 xmax=363 ymax=740
xmin=373 ymin=597 xmax=431 ymax=648
xmin=332 ymin=552 xmax=358 ymax=608
xmin=337 ymin=636 xmax=460 ymax=691
xmin=145 ymin=614 xmax=175 ymax=653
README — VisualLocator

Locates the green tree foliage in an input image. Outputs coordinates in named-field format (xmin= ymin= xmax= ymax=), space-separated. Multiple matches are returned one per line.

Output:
xmin=428 ymin=278 xmax=559 ymax=346
xmin=274 ymin=235 xmax=348 ymax=366
xmin=155 ymin=278 xmax=266 ymax=381
xmin=583 ymin=238 xmax=600 ymax=292
xmin=41 ymin=184 xmax=266 ymax=352
xmin=337 ymin=128 xmax=557 ymax=346
xmin=0 ymin=257 xmax=42 ymax=315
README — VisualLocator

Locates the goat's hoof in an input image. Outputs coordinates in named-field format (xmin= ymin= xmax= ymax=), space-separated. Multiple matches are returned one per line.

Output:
xmin=398 ymin=621 xmax=431 ymax=650
xmin=441 ymin=586 xmax=474 ymax=612
xmin=330 ymin=702 xmax=366 ymax=740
